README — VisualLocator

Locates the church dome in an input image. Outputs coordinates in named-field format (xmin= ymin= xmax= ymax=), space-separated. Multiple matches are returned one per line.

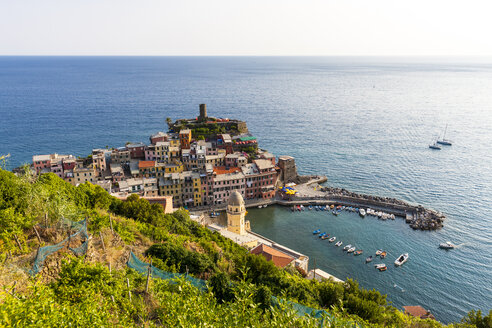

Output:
xmin=228 ymin=191 xmax=244 ymax=207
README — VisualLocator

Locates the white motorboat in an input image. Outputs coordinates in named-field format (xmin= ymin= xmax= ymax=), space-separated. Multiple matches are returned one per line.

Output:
xmin=329 ymin=236 xmax=336 ymax=243
xmin=359 ymin=208 xmax=366 ymax=217
xmin=394 ymin=253 xmax=409 ymax=266
xmin=439 ymin=241 xmax=455 ymax=249
xmin=335 ymin=241 xmax=343 ymax=247
xmin=374 ymin=263 xmax=386 ymax=269
xmin=347 ymin=247 xmax=356 ymax=253
xmin=258 ymin=205 xmax=263 ymax=208
xmin=343 ymin=244 xmax=352 ymax=251
xmin=375 ymin=249 xmax=383 ymax=256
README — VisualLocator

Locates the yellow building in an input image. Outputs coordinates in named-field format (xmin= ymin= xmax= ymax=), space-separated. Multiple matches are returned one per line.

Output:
xmin=73 ymin=166 xmax=96 ymax=185
xmin=227 ymin=191 xmax=247 ymax=235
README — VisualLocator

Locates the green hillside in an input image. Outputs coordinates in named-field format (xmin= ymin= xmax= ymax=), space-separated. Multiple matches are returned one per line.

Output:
xmin=0 ymin=167 xmax=490 ymax=327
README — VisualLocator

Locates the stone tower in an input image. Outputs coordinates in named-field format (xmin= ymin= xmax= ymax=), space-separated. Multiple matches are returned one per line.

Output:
xmin=226 ymin=191 xmax=246 ymax=235
xmin=199 ymin=104 xmax=207 ymax=122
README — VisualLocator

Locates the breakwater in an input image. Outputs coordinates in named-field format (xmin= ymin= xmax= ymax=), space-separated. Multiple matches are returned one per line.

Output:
xmin=274 ymin=182 xmax=445 ymax=231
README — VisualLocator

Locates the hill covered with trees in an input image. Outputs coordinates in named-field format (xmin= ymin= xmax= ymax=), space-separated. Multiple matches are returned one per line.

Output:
xmin=0 ymin=167 xmax=490 ymax=327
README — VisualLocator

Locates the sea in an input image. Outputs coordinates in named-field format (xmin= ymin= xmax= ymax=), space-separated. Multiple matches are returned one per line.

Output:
xmin=0 ymin=56 xmax=491 ymax=323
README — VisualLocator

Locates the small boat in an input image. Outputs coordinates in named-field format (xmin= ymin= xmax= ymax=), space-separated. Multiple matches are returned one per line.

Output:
xmin=437 ymin=124 xmax=453 ymax=146
xmin=312 ymin=229 xmax=321 ymax=235
xmin=330 ymin=204 xmax=334 ymax=209
xmin=308 ymin=205 xmax=313 ymax=210
xmin=429 ymin=138 xmax=442 ymax=150
xmin=354 ymin=250 xmax=363 ymax=256
xmin=321 ymin=234 xmax=330 ymax=240
xmin=359 ymin=208 xmax=366 ymax=217
xmin=332 ymin=210 xmax=339 ymax=216
xmin=300 ymin=205 xmax=305 ymax=211
xmin=258 ymin=205 xmax=263 ymax=208
xmin=380 ymin=251 xmax=387 ymax=259
xmin=315 ymin=206 xmax=319 ymax=211
xmin=335 ymin=241 xmax=343 ymax=247
xmin=263 ymin=205 xmax=268 ymax=208
xmin=366 ymin=256 xmax=373 ymax=263
xmin=374 ymin=263 xmax=386 ymax=269
xmin=291 ymin=206 xmax=296 ymax=212
xmin=379 ymin=266 xmax=387 ymax=272
xmin=329 ymin=236 xmax=336 ymax=243
xmin=347 ymin=247 xmax=356 ymax=253
xmin=319 ymin=232 xmax=327 ymax=238
xmin=439 ymin=241 xmax=455 ymax=249
xmin=343 ymin=244 xmax=352 ymax=251
xmin=375 ymin=249 xmax=383 ymax=256
xmin=394 ymin=253 xmax=409 ymax=266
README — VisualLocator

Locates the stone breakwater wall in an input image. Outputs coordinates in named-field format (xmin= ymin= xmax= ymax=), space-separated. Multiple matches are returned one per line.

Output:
xmin=277 ymin=187 xmax=445 ymax=231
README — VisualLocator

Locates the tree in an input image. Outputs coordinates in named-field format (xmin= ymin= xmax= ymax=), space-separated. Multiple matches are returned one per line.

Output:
xmin=463 ymin=310 xmax=492 ymax=328
xmin=209 ymin=272 xmax=235 ymax=303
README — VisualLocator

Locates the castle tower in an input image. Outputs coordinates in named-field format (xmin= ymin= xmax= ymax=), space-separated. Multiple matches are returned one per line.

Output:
xmin=226 ymin=191 xmax=246 ymax=235
xmin=199 ymin=104 xmax=207 ymax=122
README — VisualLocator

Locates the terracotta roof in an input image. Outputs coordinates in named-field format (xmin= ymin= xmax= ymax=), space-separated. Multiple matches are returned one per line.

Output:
xmin=213 ymin=166 xmax=241 ymax=175
xmin=403 ymin=306 xmax=435 ymax=320
xmin=138 ymin=161 xmax=156 ymax=169
xmin=251 ymin=244 xmax=295 ymax=268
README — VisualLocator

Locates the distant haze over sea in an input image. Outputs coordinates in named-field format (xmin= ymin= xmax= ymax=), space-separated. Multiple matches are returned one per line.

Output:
xmin=1 ymin=56 xmax=491 ymax=323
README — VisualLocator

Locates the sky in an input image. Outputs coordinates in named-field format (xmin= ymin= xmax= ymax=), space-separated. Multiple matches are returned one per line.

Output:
xmin=1 ymin=0 xmax=491 ymax=56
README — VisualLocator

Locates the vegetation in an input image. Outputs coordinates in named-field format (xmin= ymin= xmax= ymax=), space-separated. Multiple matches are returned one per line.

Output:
xmin=0 ymin=167 xmax=489 ymax=327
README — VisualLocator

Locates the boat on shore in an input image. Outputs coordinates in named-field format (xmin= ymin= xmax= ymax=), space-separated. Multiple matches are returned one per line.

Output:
xmin=439 ymin=241 xmax=455 ymax=249
xmin=335 ymin=241 xmax=343 ymax=247
xmin=329 ymin=236 xmax=336 ymax=243
xmin=394 ymin=253 xmax=409 ymax=266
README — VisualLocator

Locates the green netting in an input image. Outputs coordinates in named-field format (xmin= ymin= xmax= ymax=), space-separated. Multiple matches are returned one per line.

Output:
xmin=127 ymin=251 xmax=208 ymax=291
xmin=29 ymin=218 xmax=89 ymax=276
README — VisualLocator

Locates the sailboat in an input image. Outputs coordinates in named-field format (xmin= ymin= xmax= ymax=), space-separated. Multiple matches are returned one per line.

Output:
xmin=429 ymin=138 xmax=441 ymax=150
xmin=437 ymin=124 xmax=453 ymax=146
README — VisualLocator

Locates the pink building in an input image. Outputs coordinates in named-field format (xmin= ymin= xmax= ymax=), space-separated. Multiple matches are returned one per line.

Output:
xmin=241 ymin=160 xmax=278 ymax=200
xmin=150 ymin=132 xmax=168 ymax=145
xmin=145 ymin=145 xmax=157 ymax=161
xmin=126 ymin=143 xmax=146 ymax=159
xmin=212 ymin=167 xmax=245 ymax=205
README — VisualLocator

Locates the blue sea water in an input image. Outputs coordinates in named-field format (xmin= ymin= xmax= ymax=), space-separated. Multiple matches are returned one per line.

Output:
xmin=0 ymin=56 xmax=491 ymax=323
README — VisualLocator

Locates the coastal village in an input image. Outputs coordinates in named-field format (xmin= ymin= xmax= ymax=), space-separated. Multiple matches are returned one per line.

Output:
xmin=29 ymin=104 xmax=445 ymax=281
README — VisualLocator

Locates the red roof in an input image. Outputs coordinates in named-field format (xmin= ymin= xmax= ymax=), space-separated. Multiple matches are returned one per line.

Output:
xmin=403 ymin=306 xmax=435 ymax=320
xmin=138 ymin=161 xmax=156 ymax=169
xmin=213 ymin=166 xmax=242 ymax=175
xmin=251 ymin=244 xmax=295 ymax=268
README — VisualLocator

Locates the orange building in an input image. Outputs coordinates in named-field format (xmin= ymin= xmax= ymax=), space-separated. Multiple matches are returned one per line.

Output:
xmin=179 ymin=129 xmax=192 ymax=150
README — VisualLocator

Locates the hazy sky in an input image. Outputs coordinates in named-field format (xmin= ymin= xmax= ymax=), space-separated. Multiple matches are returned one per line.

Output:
xmin=1 ymin=0 xmax=491 ymax=56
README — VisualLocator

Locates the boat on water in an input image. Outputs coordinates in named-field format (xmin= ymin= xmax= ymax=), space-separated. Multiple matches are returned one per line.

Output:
xmin=380 ymin=251 xmax=387 ymax=259
xmin=366 ymin=256 xmax=373 ymax=263
xmin=308 ymin=205 xmax=313 ymax=210
xmin=374 ymin=263 xmax=386 ymax=269
xmin=329 ymin=236 xmax=336 ymax=243
xmin=394 ymin=253 xmax=409 ymax=266
xmin=354 ymin=250 xmax=363 ymax=256
xmin=375 ymin=249 xmax=383 ymax=256
xmin=359 ymin=208 xmax=366 ymax=217
xmin=379 ymin=266 xmax=387 ymax=271
xmin=439 ymin=241 xmax=455 ymax=249
xmin=321 ymin=234 xmax=330 ymax=240
xmin=312 ymin=229 xmax=321 ymax=235
xmin=429 ymin=139 xmax=442 ymax=150
xmin=330 ymin=204 xmax=334 ymax=209
xmin=258 ymin=205 xmax=262 ymax=208
xmin=332 ymin=210 xmax=340 ymax=216
xmin=343 ymin=244 xmax=352 ymax=251
xmin=335 ymin=241 xmax=343 ymax=247
xmin=300 ymin=205 xmax=305 ymax=211
xmin=319 ymin=232 xmax=327 ymax=238
xmin=347 ymin=247 xmax=356 ymax=253
xmin=437 ymin=124 xmax=453 ymax=146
